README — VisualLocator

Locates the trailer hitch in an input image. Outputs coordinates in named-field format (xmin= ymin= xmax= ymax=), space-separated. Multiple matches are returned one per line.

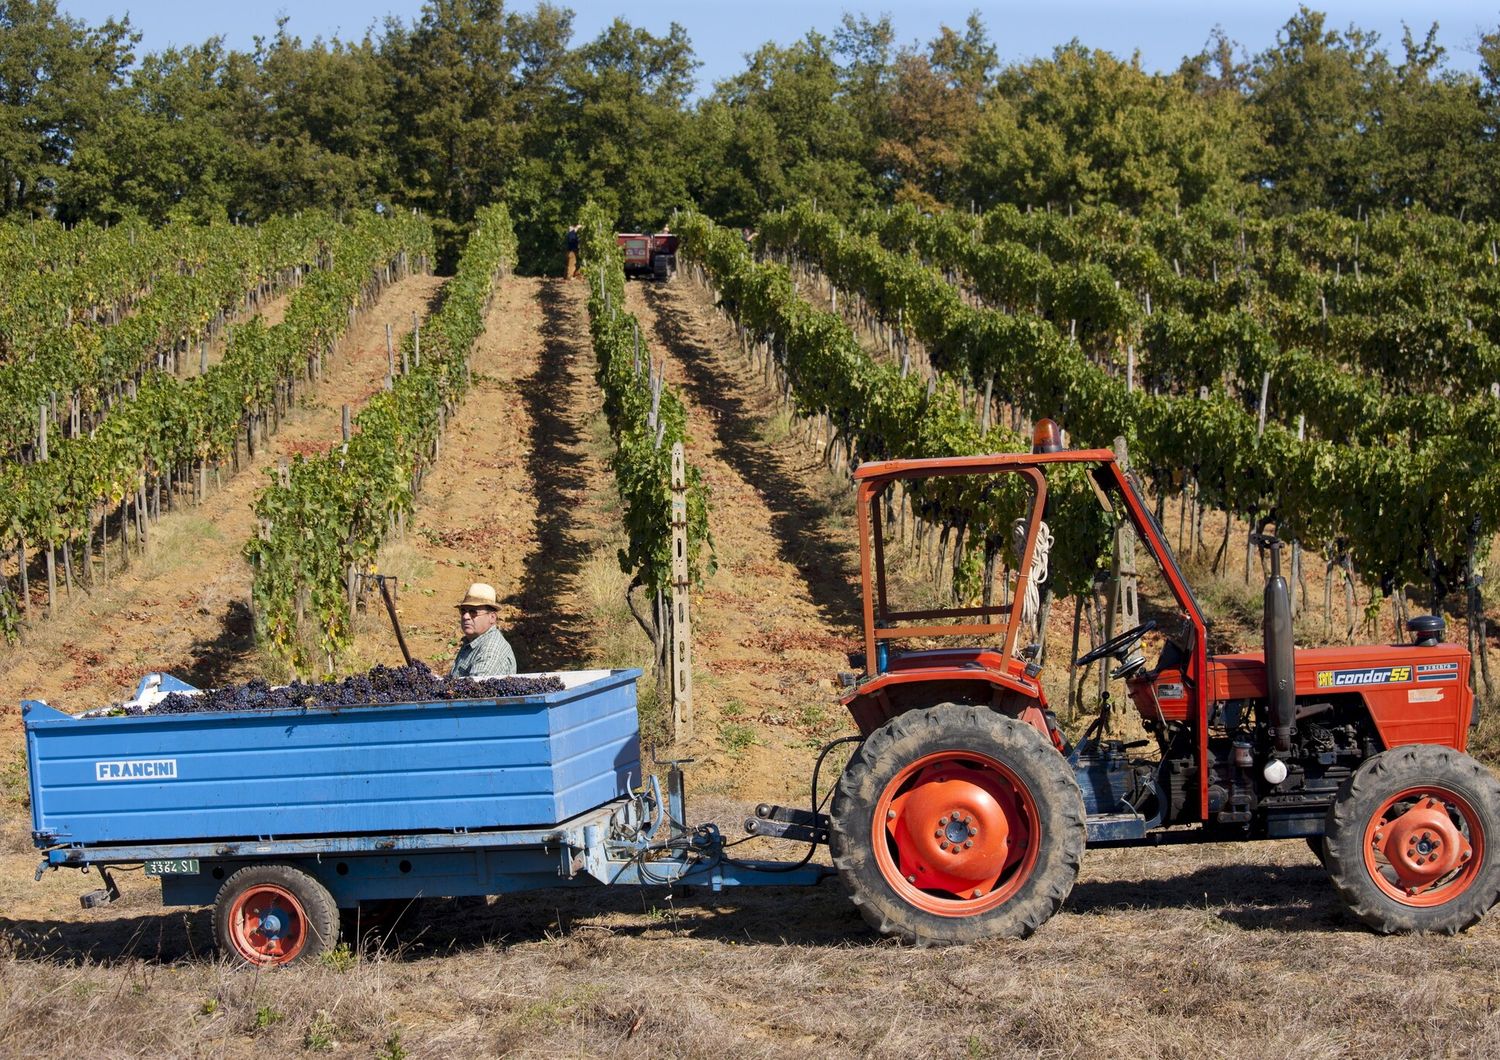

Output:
xmin=744 ymin=804 xmax=830 ymax=844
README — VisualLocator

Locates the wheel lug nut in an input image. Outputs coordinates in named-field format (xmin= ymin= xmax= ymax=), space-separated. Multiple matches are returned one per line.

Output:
xmin=934 ymin=830 xmax=944 ymax=839
xmin=951 ymin=812 xmax=961 ymax=822
xmin=967 ymin=826 xmax=977 ymax=837
xmin=940 ymin=841 xmax=950 ymax=850
xmin=964 ymin=840 xmax=973 ymax=849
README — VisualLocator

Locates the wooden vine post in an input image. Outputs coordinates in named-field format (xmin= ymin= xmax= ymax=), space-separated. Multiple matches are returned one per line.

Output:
xmin=669 ymin=441 xmax=694 ymax=741
xmin=40 ymin=403 xmax=56 ymax=618
xmin=1104 ymin=436 xmax=1141 ymax=703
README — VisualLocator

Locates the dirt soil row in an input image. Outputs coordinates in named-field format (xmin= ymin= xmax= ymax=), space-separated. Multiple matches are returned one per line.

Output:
xmin=342 ymin=275 xmax=622 ymax=676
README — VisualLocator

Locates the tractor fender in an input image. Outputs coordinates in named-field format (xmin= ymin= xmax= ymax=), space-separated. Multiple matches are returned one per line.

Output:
xmin=841 ymin=666 xmax=1049 ymax=741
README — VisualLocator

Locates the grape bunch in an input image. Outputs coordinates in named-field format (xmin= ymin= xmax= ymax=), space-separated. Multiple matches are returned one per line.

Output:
xmin=147 ymin=662 xmax=565 ymax=716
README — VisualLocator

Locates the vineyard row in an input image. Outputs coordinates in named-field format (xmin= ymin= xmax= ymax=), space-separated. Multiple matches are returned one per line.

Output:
xmin=577 ymin=204 xmax=711 ymax=683
xmin=856 ymin=204 xmax=1498 ymax=444
xmin=246 ymin=205 xmax=517 ymax=672
xmin=0 ymin=212 xmax=435 ymax=644
xmin=755 ymin=204 xmax=1498 ymax=600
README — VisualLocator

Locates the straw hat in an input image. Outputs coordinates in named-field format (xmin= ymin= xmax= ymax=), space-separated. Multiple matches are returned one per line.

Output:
xmin=455 ymin=582 xmax=500 ymax=611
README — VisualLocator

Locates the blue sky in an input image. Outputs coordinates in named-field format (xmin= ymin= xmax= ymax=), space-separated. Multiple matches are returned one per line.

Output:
xmin=61 ymin=2 xmax=1499 ymax=92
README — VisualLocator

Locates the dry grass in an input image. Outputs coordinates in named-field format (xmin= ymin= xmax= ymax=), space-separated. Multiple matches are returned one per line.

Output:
xmin=4 ymin=837 xmax=1499 ymax=1057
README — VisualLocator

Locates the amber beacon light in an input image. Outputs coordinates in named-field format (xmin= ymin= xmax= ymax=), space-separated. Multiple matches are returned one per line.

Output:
xmin=1031 ymin=418 xmax=1063 ymax=454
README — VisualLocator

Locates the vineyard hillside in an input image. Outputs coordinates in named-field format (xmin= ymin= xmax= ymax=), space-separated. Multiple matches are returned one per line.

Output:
xmin=6 ymin=2 xmax=1500 ymax=1055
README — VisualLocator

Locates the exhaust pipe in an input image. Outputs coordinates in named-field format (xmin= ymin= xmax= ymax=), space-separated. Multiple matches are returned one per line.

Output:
xmin=1254 ymin=534 xmax=1295 ymax=756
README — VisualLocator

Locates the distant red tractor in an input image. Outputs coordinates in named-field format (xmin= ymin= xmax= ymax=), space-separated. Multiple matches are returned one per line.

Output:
xmin=617 ymin=231 xmax=678 ymax=280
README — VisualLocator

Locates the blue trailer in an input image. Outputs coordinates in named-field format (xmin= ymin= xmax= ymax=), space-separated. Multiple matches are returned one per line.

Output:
xmin=22 ymin=669 xmax=829 ymax=965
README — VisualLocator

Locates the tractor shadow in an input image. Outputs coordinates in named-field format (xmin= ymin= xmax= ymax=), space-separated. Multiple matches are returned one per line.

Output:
xmin=0 ymin=862 xmax=1361 ymax=967
xmin=506 ymin=281 xmax=596 ymax=671
xmin=641 ymin=283 xmax=863 ymax=628
xmin=1068 ymin=860 xmax=1358 ymax=932
xmin=0 ymin=906 xmax=217 ymax=966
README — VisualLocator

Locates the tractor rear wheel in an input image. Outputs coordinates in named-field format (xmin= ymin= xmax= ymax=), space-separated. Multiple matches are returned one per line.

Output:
xmin=1324 ymin=744 xmax=1500 ymax=934
xmin=829 ymin=703 xmax=1085 ymax=944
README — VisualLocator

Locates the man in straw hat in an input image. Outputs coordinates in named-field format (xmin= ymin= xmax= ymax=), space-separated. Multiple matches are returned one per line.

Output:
xmin=450 ymin=582 xmax=517 ymax=678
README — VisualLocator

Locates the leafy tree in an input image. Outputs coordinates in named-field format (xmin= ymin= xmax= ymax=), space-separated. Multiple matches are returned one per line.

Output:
xmin=1179 ymin=26 xmax=1252 ymax=98
xmin=0 ymin=0 xmax=135 ymax=217
xmin=381 ymin=0 xmax=526 ymax=262
xmin=249 ymin=25 xmax=392 ymax=217
xmin=1248 ymin=6 xmax=1393 ymax=213
xmin=961 ymin=42 xmax=1250 ymax=212
xmin=58 ymin=40 xmax=239 ymax=223
xmin=1377 ymin=24 xmax=1488 ymax=215
xmin=877 ymin=15 xmax=996 ymax=208
xmin=553 ymin=17 xmax=697 ymax=228
xmin=694 ymin=33 xmax=875 ymax=225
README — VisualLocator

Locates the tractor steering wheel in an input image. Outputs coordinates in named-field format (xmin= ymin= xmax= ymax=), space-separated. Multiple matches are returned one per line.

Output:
xmin=1074 ymin=619 xmax=1158 ymax=668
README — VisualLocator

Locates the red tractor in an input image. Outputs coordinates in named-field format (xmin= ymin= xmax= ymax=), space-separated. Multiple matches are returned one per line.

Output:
xmin=617 ymin=231 xmax=678 ymax=280
xmin=824 ymin=420 xmax=1499 ymax=943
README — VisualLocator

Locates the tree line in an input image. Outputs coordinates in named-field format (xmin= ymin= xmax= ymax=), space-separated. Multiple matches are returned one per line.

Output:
xmin=5 ymin=0 xmax=1500 ymax=269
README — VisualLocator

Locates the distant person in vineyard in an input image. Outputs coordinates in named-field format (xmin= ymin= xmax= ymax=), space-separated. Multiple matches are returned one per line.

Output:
xmin=450 ymin=583 xmax=517 ymax=678
xmin=565 ymin=224 xmax=580 ymax=280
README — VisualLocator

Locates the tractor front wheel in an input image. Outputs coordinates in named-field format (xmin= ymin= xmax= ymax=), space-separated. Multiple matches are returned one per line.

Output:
xmin=1325 ymin=745 xmax=1500 ymax=934
xmin=830 ymin=704 xmax=1085 ymax=944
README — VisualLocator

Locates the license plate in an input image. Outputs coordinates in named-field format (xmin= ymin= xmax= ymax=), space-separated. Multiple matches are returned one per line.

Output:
xmin=144 ymin=858 xmax=200 ymax=876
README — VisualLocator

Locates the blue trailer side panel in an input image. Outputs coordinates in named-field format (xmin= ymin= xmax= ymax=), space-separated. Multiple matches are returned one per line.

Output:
xmin=25 ymin=669 xmax=641 ymax=845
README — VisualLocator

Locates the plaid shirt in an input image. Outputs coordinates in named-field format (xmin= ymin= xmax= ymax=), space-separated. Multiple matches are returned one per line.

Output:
xmin=450 ymin=625 xmax=517 ymax=678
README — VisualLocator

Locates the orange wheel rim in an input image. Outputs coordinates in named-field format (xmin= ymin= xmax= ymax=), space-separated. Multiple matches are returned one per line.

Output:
xmin=228 ymin=884 xmax=308 ymax=965
xmin=872 ymin=749 xmax=1040 ymax=917
xmin=1361 ymin=785 xmax=1484 ymax=907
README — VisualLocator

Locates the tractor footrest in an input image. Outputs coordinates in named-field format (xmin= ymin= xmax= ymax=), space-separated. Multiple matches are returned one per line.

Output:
xmin=1086 ymin=813 xmax=1150 ymax=843
xmin=744 ymin=804 xmax=830 ymax=844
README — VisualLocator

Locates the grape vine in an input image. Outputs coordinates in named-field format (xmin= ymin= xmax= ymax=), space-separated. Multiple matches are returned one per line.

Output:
xmin=757 ymin=201 xmax=1500 ymax=596
xmin=0 ymin=211 xmax=434 ymax=645
xmin=674 ymin=210 xmax=1108 ymax=602
xmin=577 ymin=202 xmax=712 ymax=616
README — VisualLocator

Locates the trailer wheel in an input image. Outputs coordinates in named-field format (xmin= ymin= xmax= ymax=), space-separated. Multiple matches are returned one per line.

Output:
xmin=213 ymin=864 xmax=339 ymax=966
xmin=830 ymin=704 xmax=1084 ymax=944
xmin=1325 ymin=745 xmax=1500 ymax=934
